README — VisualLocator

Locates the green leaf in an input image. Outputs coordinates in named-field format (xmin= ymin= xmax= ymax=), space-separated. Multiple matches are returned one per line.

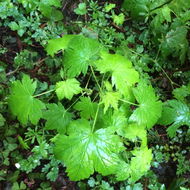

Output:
xmin=63 ymin=35 xmax=101 ymax=77
xmin=46 ymin=35 xmax=76 ymax=57
xmin=0 ymin=113 xmax=5 ymax=127
xmin=95 ymin=52 xmax=139 ymax=96
xmin=112 ymin=13 xmax=125 ymax=25
xmin=8 ymin=75 xmax=45 ymax=125
xmin=54 ymin=119 xmax=124 ymax=181
xmin=39 ymin=0 xmax=62 ymax=19
xmin=74 ymin=3 xmax=87 ymax=15
xmin=55 ymin=78 xmax=82 ymax=100
xmin=172 ymin=84 xmax=190 ymax=102
xmin=129 ymin=148 xmax=152 ymax=183
xmin=43 ymin=103 xmax=72 ymax=133
xmin=74 ymin=97 xmax=98 ymax=119
xmin=101 ymin=91 xmax=121 ymax=113
xmin=129 ymin=82 xmax=162 ymax=129
xmin=160 ymin=26 xmax=188 ymax=63
xmin=105 ymin=3 xmax=116 ymax=12
xmin=124 ymin=124 xmax=147 ymax=146
xmin=116 ymin=147 xmax=152 ymax=182
xmin=122 ymin=0 xmax=149 ymax=20
xmin=158 ymin=100 xmax=190 ymax=137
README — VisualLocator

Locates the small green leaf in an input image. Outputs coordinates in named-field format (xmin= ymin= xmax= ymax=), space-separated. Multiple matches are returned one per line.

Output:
xmin=8 ymin=75 xmax=45 ymax=125
xmin=44 ymin=103 xmax=72 ymax=133
xmin=101 ymin=91 xmax=121 ymax=113
xmin=55 ymin=78 xmax=82 ymax=100
xmin=95 ymin=52 xmax=139 ymax=96
xmin=74 ymin=97 xmax=98 ymax=119
xmin=105 ymin=3 xmax=116 ymax=12
xmin=46 ymin=35 xmax=76 ymax=57
xmin=124 ymin=124 xmax=147 ymax=146
xmin=112 ymin=13 xmax=125 ymax=25
xmin=129 ymin=148 xmax=152 ymax=183
xmin=158 ymin=100 xmax=190 ymax=137
xmin=116 ymin=147 xmax=152 ymax=182
xmin=172 ymin=84 xmax=190 ymax=102
xmin=74 ymin=3 xmax=87 ymax=15
xmin=129 ymin=82 xmax=162 ymax=129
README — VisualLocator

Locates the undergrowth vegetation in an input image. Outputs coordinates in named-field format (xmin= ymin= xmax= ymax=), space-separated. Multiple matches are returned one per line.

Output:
xmin=0 ymin=0 xmax=190 ymax=189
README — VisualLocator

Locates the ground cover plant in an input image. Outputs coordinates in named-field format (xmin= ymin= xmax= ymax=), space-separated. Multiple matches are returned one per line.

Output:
xmin=0 ymin=0 xmax=190 ymax=189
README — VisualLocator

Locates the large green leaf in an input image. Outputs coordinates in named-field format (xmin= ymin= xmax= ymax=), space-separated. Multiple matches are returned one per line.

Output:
xmin=54 ymin=119 xmax=124 ymax=181
xmin=55 ymin=78 xmax=82 ymax=100
xmin=129 ymin=82 xmax=162 ymax=129
xmin=95 ymin=52 xmax=139 ymax=96
xmin=63 ymin=35 xmax=101 ymax=77
xmin=43 ymin=103 xmax=72 ymax=133
xmin=8 ymin=75 xmax=45 ymax=125
xmin=158 ymin=100 xmax=190 ymax=137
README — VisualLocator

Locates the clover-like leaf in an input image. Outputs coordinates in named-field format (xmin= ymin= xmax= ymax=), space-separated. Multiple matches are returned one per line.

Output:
xmin=43 ymin=103 xmax=72 ymax=133
xmin=129 ymin=82 xmax=162 ymax=129
xmin=54 ymin=119 xmax=124 ymax=181
xmin=8 ymin=75 xmax=45 ymax=125
xmin=55 ymin=78 xmax=82 ymax=100
xmin=158 ymin=100 xmax=190 ymax=137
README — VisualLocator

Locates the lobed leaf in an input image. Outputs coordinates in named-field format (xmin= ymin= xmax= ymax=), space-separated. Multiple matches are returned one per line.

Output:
xmin=8 ymin=75 xmax=45 ymax=125
xmin=55 ymin=78 xmax=82 ymax=100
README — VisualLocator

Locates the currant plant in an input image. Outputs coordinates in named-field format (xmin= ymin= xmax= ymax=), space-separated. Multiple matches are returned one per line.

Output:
xmin=8 ymin=35 xmax=163 ymax=182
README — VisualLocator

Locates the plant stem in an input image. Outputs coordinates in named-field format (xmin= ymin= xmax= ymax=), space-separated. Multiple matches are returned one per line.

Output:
xmin=119 ymin=99 xmax=139 ymax=106
xmin=66 ymin=92 xmax=86 ymax=112
xmin=92 ymin=103 xmax=100 ymax=132
xmin=90 ymin=65 xmax=103 ymax=94
xmin=150 ymin=0 xmax=173 ymax=13
xmin=33 ymin=89 xmax=55 ymax=98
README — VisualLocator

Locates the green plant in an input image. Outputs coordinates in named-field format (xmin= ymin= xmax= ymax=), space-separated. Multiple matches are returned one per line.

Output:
xmin=7 ymin=34 xmax=164 ymax=182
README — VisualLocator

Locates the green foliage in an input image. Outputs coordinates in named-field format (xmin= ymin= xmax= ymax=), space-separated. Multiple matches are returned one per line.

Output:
xmin=54 ymin=120 xmax=124 ymax=181
xmin=159 ymin=100 xmax=190 ymax=137
xmin=43 ymin=103 xmax=72 ymax=133
xmin=8 ymin=75 xmax=45 ymax=125
xmin=130 ymin=82 xmax=162 ymax=129
xmin=112 ymin=13 xmax=125 ymax=25
xmin=1 ymin=0 xmax=190 ymax=188
xmin=74 ymin=3 xmax=87 ymax=15
xmin=63 ymin=35 xmax=101 ymax=77
xmin=0 ymin=113 xmax=5 ymax=127
xmin=74 ymin=97 xmax=98 ymax=119
xmin=55 ymin=78 xmax=82 ymax=100
xmin=46 ymin=35 xmax=76 ymax=57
